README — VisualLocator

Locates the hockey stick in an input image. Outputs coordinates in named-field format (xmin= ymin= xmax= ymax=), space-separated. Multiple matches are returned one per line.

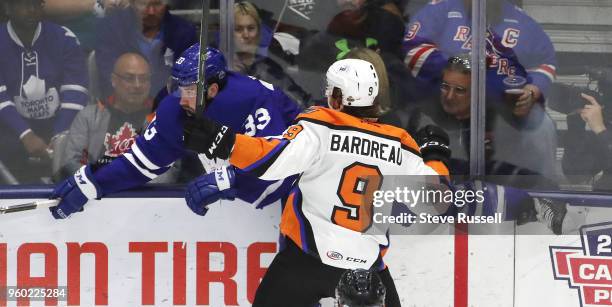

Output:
xmin=0 ymin=199 xmax=59 ymax=215
xmin=195 ymin=0 xmax=211 ymax=117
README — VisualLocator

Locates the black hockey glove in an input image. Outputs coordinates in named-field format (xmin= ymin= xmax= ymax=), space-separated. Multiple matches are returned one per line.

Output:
xmin=183 ymin=116 xmax=236 ymax=160
xmin=415 ymin=125 xmax=451 ymax=166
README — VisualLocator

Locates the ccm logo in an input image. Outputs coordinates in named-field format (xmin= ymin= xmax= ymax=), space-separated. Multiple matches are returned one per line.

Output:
xmin=327 ymin=251 xmax=343 ymax=261
xmin=346 ymin=257 xmax=367 ymax=264
xmin=208 ymin=126 xmax=228 ymax=155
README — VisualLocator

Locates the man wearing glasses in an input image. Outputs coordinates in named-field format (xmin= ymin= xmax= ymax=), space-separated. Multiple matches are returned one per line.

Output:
xmin=403 ymin=0 xmax=557 ymax=119
xmin=94 ymin=0 xmax=196 ymax=99
xmin=408 ymin=55 xmax=573 ymax=235
xmin=408 ymin=54 xmax=558 ymax=188
xmin=58 ymin=53 xmax=153 ymax=179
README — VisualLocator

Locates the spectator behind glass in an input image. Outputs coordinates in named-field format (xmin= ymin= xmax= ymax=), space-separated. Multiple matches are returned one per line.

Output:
xmin=299 ymin=0 xmax=405 ymax=71
xmin=0 ymin=0 xmax=89 ymax=184
xmin=328 ymin=0 xmax=405 ymax=58
xmin=42 ymin=0 xmax=128 ymax=51
xmin=95 ymin=0 xmax=197 ymax=99
xmin=408 ymin=55 xmax=558 ymax=188
xmin=345 ymin=47 xmax=391 ymax=115
xmin=403 ymin=0 xmax=557 ymax=118
xmin=58 ymin=53 xmax=152 ymax=179
xmin=233 ymin=1 xmax=264 ymax=71
xmin=562 ymin=93 xmax=612 ymax=190
xmin=296 ymin=0 xmax=423 ymax=108
xmin=231 ymin=1 xmax=311 ymax=107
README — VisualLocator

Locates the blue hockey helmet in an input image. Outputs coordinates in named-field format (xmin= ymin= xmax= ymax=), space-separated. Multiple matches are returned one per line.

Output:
xmin=169 ymin=44 xmax=228 ymax=93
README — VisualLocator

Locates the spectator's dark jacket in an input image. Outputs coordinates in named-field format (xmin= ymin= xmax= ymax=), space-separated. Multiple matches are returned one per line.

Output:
xmin=95 ymin=8 xmax=197 ymax=98
xmin=243 ymin=56 xmax=311 ymax=107
xmin=593 ymin=129 xmax=612 ymax=189
xmin=563 ymin=113 xmax=612 ymax=190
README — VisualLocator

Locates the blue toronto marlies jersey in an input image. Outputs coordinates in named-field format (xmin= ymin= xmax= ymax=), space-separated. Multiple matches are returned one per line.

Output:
xmin=402 ymin=0 xmax=556 ymax=98
xmin=92 ymin=72 xmax=301 ymax=206
xmin=0 ymin=21 xmax=89 ymax=136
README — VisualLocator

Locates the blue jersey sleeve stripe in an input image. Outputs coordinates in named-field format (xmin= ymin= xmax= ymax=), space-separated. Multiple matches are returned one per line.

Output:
xmin=60 ymin=91 xmax=89 ymax=106
xmin=124 ymin=153 xmax=158 ymax=179
xmin=60 ymin=84 xmax=89 ymax=94
xmin=0 ymin=101 xmax=15 ymax=111
xmin=60 ymin=103 xmax=85 ymax=110
xmin=131 ymin=143 xmax=163 ymax=170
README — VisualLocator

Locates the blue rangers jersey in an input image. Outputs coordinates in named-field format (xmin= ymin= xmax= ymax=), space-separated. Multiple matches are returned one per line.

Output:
xmin=91 ymin=72 xmax=301 ymax=206
xmin=402 ymin=0 xmax=556 ymax=99
xmin=0 ymin=21 xmax=89 ymax=138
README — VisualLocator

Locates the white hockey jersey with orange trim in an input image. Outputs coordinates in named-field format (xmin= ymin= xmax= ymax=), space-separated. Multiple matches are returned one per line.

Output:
xmin=230 ymin=106 xmax=448 ymax=269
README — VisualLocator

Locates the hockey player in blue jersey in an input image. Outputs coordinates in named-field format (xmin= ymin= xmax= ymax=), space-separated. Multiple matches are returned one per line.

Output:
xmin=403 ymin=0 xmax=556 ymax=118
xmin=48 ymin=44 xmax=301 ymax=219
xmin=0 ymin=0 xmax=89 ymax=182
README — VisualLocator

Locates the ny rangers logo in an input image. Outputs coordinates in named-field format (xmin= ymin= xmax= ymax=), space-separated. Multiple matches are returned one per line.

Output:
xmin=288 ymin=0 xmax=315 ymax=21
xmin=551 ymin=222 xmax=612 ymax=306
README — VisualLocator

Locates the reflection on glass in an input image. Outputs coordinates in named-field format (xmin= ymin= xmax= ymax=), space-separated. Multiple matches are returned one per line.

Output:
xmin=0 ymin=0 xmax=89 ymax=184
xmin=404 ymin=0 xmax=559 ymax=189
xmin=231 ymin=1 xmax=311 ymax=106
xmin=57 ymin=53 xmax=155 ymax=182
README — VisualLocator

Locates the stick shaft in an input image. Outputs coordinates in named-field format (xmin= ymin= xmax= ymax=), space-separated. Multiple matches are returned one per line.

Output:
xmin=195 ymin=0 xmax=211 ymax=115
xmin=0 ymin=200 xmax=59 ymax=214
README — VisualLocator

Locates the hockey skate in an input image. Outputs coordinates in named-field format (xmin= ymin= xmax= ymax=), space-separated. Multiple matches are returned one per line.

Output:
xmin=516 ymin=197 xmax=584 ymax=235
xmin=533 ymin=198 xmax=568 ymax=235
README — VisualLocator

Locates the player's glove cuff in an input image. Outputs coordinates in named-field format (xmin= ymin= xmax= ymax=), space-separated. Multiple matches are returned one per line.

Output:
xmin=49 ymin=165 xmax=102 ymax=219
xmin=214 ymin=165 xmax=236 ymax=192
xmin=71 ymin=165 xmax=103 ymax=200
xmin=184 ymin=166 xmax=237 ymax=216
xmin=419 ymin=141 xmax=451 ymax=163
xmin=415 ymin=125 xmax=451 ymax=166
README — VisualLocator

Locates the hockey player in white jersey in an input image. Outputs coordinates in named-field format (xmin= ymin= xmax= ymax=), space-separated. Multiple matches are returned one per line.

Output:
xmin=183 ymin=58 xmax=451 ymax=306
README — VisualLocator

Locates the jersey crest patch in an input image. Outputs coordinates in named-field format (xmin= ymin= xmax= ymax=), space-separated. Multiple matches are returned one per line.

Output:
xmin=104 ymin=123 xmax=138 ymax=157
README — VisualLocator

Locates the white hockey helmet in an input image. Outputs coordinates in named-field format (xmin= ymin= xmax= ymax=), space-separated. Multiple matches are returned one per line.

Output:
xmin=325 ymin=58 xmax=379 ymax=107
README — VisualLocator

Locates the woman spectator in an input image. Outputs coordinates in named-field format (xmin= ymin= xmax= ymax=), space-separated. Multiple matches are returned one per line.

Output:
xmin=345 ymin=47 xmax=391 ymax=115
xmin=231 ymin=1 xmax=311 ymax=107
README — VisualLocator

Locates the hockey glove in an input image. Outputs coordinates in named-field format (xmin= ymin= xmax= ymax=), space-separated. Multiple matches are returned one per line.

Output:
xmin=183 ymin=116 xmax=236 ymax=160
xmin=49 ymin=165 xmax=102 ymax=219
xmin=415 ymin=125 xmax=451 ymax=166
xmin=185 ymin=165 xmax=237 ymax=216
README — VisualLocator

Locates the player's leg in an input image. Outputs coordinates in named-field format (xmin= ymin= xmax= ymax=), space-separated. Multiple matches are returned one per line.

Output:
xmin=378 ymin=267 xmax=402 ymax=307
xmin=458 ymin=180 xmax=578 ymax=234
xmin=253 ymin=240 xmax=327 ymax=307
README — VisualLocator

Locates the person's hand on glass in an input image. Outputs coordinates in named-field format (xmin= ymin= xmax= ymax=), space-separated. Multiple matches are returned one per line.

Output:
xmin=580 ymin=93 xmax=607 ymax=134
